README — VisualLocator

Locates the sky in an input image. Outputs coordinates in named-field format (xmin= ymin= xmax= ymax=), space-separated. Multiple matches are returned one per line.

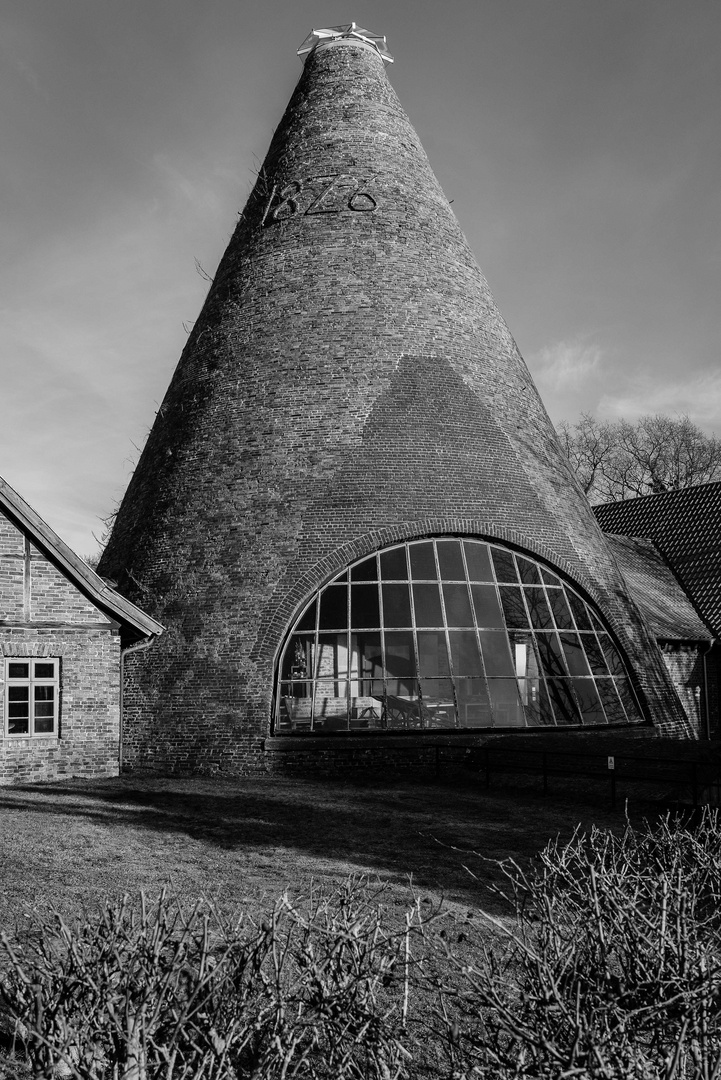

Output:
xmin=2 ymin=0 xmax=719 ymax=556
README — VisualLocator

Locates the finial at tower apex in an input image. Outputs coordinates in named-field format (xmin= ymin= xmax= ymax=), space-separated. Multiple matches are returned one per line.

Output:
xmin=297 ymin=23 xmax=394 ymax=64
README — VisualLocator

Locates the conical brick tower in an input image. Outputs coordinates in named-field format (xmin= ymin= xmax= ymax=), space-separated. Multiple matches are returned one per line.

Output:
xmin=100 ymin=25 xmax=689 ymax=773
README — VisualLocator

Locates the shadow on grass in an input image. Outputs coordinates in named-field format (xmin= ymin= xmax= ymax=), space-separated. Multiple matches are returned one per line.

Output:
xmin=0 ymin=771 xmax=638 ymax=917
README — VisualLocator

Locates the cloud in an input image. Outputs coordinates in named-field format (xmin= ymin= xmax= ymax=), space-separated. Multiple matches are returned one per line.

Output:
xmin=530 ymin=337 xmax=606 ymax=391
xmin=597 ymin=370 xmax=721 ymax=434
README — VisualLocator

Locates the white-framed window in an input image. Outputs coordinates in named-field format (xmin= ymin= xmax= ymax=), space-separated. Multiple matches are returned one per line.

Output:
xmin=5 ymin=659 xmax=59 ymax=737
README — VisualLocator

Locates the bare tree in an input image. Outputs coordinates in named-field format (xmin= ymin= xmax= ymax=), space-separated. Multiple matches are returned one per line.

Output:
xmin=558 ymin=413 xmax=721 ymax=503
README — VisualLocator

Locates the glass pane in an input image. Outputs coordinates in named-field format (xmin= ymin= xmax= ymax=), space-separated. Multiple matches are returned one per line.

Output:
xmin=567 ymin=591 xmax=593 ymax=632
xmin=8 ymin=716 xmax=29 ymax=735
xmin=488 ymin=679 xmax=525 ymax=727
xmin=436 ymin=540 xmax=465 ymax=580
xmin=281 ymin=636 xmax=313 ymax=682
xmin=583 ymin=634 xmax=610 ymax=675
xmin=617 ymin=679 xmax=642 ymax=721
xmin=8 ymin=687 xmax=29 ymax=702
xmin=599 ymin=635 xmax=625 ymax=677
xmin=596 ymin=679 xmax=627 ymax=723
xmin=8 ymin=663 xmax=29 ymax=680
xmin=351 ymin=584 xmax=380 ymax=629
xmin=409 ymin=542 xmax=437 ymax=580
xmin=470 ymin=584 xmax=504 ymax=628
xmin=442 ymin=583 xmax=474 ymax=627
xmin=499 ymin=587 xmax=528 ymax=629
xmin=34 ymin=662 xmax=55 ymax=679
xmin=417 ymin=631 xmax=450 ymax=677
xmin=492 ymin=548 xmax=518 ymax=584
xmin=319 ymin=586 xmax=347 ymax=630
xmin=479 ymin=631 xmax=515 ymax=677
xmin=295 ymin=599 xmax=316 ymax=632
xmin=526 ymin=587 xmax=553 ymax=630
xmin=540 ymin=567 xmax=560 ymax=587
xmin=536 ymin=633 xmax=568 ymax=678
xmin=448 ymin=631 xmax=483 ymax=677
xmin=383 ymin=631 xmax=417 ymax=679
xmin=314 ymin=634 xmax=348 ymax=681
xmin=354 ymin=633 xmax=383 ymax=687
xmin=412 ymin=583 xmax=443 ymax=627
xmin=384 ymin=683 xmax=421 ymax=728
xmin=278 ymin=682 xmax=313 ymax=730
xmin=455 ymin=678 xmax=493 ymax=727
xmin=8 ymin=702 xmax=29 ymax=718
xmin=382 ymin=583 xmax=412 ymax=628
xmin=313 ymin=682 xmax=349 ymax=731
xmin=547 ymin=679 xmax=582 ymax=725
xmin=351 ymin=557 xmax=377 ymax=582
xmin=34 ymin=716 xmax=55 ymax=734
xmin=521 ymin=677 xmax=554 ymax=727
xmin=34 ymin=686 xmax=54 ymax=703
xmin=463 ymin=542 xmax=492 ymax=581
xmin=34 ymin=701 xmax=54 ymax=719
xmin=351 ymin=684 xmax=384 ymax=729
xmin=380 ymin=547 xmax=408 ymax=580
xmin=420 ymin=679 xmax=456 ymax=728
xmin=516 ymin=557 xmax=541 ymax=585
xmin=571 ymin=679 xmax=606 ymax=725
xmin=559 ymin=632 xmax=590 ymax=676
xmin=547 ymin=589 xmax=574 ymax=630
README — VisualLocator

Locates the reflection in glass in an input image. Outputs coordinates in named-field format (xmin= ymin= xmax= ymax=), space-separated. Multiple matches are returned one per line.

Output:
xmin=492 ymin=548 xmax=518 ymax=584
xmin=499 ymin=587 xmax=528 ymax=629
xmin=547 ymin=679 xmax=582 ymax=725
xmin=275 ymin=538 xmax=643 ymax=733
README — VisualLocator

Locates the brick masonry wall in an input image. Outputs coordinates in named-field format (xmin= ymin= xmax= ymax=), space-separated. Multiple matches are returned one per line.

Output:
xmin=101 ymin=40 xmax=691 ymax=777
xmin=0 ymin=515 xmax=120 ymax=784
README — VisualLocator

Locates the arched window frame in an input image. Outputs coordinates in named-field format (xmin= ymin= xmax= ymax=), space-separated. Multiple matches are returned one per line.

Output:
xmin=273 ymin=537 xmax=644 ymax=734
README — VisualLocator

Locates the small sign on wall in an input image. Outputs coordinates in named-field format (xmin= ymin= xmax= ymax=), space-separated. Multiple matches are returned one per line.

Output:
xmin=608 ymin=756 xmax=615 ymax=770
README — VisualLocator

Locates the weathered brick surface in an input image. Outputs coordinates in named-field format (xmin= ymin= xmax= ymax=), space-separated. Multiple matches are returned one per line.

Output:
xmin=0 ymin=516 xmax=120 ymax=784
xmin=101 ymin=40 xmax=690 ymax=777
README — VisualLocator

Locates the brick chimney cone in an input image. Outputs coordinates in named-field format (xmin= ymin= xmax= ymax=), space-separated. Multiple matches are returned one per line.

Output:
xmin=99 ymin=28 xmax=690 ymax=772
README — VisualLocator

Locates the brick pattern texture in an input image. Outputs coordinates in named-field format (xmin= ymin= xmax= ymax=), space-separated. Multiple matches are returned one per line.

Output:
xmin=99 ymin=40 xmax=691 ymax=776
xmin=0 ymin=516 xmax=120 ymax=784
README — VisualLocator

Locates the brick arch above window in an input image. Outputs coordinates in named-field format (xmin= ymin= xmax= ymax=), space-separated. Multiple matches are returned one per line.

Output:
xmin=257 ymin=518 xmax=613 ymax=665
xmin=271 ymin=534 xmax=646 ymax=736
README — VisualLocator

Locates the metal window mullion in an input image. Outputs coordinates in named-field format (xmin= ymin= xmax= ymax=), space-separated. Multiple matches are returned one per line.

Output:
xmin=405 ymin=545 xmax=425 ymax=723
xmin=310 ymin=594 xmax=321 ymax=731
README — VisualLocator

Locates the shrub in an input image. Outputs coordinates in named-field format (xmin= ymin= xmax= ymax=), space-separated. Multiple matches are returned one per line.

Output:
xmin=1 ymin=878 xmax=419 ymax=1080
xmin=437 ymin=808 xmax=721 ymax=1079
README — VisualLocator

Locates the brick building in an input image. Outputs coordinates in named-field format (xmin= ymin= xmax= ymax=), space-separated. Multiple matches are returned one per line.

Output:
xmin=0 ymin=477 xmax=162 ymax=784
xmin=98 ymin=25 xmax=694 ymax=776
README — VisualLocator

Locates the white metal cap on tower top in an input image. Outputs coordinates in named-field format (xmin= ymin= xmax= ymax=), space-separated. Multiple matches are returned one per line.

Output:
xmin=297 ymin=24 xmax=394 ymax=64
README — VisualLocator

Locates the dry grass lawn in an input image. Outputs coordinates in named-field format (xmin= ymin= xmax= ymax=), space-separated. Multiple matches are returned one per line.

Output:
xmin=0 ymin=768 xmax=656 ymax=937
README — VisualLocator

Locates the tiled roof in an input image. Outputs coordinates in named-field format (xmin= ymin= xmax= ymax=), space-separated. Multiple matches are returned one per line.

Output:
xmin=594 ymin=482 xmax=721 ymax=636
xmin=0 ymin=476 xmax=163 ymax=643
xmin=604 ymin=534 xmax=711 ymax=641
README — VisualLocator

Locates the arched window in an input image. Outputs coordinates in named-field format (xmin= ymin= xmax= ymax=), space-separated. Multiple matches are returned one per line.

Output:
xmin=274 ymin=538 xmax=643 ymax=733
